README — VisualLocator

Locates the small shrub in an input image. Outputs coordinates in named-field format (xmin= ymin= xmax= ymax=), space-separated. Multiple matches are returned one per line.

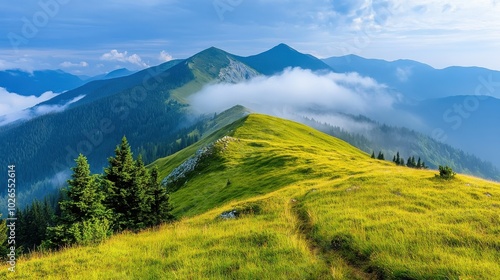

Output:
xmin=437 ymin=165 xmax=456 ymax=180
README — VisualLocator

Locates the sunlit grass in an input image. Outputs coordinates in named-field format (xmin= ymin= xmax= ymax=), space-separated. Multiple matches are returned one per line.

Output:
xmin=3 ymin=114 xmax=499 ymax=279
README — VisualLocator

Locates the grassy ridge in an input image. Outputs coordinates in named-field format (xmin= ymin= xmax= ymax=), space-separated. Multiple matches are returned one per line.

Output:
xmin=3 ymin=114 xmax=499 ymax=279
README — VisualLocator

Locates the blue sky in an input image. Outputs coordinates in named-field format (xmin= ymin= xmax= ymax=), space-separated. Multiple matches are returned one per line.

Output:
xmin=1 ymin=0 xmax=500 ymax=75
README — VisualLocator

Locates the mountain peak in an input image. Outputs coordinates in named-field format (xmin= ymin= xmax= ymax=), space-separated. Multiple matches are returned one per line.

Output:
xmin=272 ymin=43 xmax=295 ymax=51
xmin=238 ymin=44 xmax=332 ymax=75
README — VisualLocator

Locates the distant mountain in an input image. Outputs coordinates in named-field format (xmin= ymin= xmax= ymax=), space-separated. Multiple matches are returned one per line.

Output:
xmin=238 ymin=43 xmax=333 ymax=75
xmin=35 ymin=59 xmax=183 ymax=110
xmin=324 ymin=55 xmax=500 ymax=171
xmin=83 ymin=68 xmax=137 ymax=82
xmin=404 ymin=95 xmax=500 ymax=169
xmin=323 ymin=55 xmax=500 ymax=100
xmin=0 ymin=69 xmax=85 ymax=96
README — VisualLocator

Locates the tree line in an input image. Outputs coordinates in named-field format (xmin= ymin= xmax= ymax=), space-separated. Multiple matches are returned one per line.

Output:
xmin=1 ymin=136 xmax=174 ymax=255
xmin=371 ymin=151 xmax=427 ymax=169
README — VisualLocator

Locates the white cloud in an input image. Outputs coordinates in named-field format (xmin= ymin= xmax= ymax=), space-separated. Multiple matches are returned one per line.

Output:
xmin=100 ymin=49 xmax=148 ymax=67
xmin=0 ymin=87 xmax=58 ymax=115
xmin=159 ymin=50 xmax=173 ymax=62
xmin=189 ymin=68 xmax=420 ymax=128
xmin=0 ymin=91 xmax=85 ymax=126
xmin=60 ymin=61 xmax=89 ymax=68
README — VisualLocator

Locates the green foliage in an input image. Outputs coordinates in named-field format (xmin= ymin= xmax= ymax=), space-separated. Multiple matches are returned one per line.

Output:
xmin=68 ymin=218 xmax=112 ymax=246
xmin=60 ymin=154 xmax=109 ymax=224
xmin=16 ymin=199 xmax=56 ymax=253
xmin=104 ymin=137 xmax=137 ymax=232
xmin=147 ymin=167 xmax=174 ymax=226
xmin=104 ymin=137 xmax=174 ymax=232
xmin=46 ymin=155 xmax=110 ymax=248
xmin=438 ymin=165 xmax=456 ymax=180
xmin=377 ymin=151 xmax=385 ymax=160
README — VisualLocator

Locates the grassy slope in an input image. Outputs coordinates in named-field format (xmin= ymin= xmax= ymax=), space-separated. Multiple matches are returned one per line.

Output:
xmin=169 ymin=47 xmax=232 ymax=103
xmin=3 ymin=114 xmax=499 ymax=279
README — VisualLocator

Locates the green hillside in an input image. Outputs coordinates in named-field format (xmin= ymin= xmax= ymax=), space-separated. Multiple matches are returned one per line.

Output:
xmin=3 ymin=114 xmax=500 ymax=279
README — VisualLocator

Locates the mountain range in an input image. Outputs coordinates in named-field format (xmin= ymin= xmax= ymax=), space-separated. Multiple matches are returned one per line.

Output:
xmin=1 ymin=44 xmax=499 ymax=211
xmin=0 ymin=68 xmax=137 ymax=98
xmin=322 ymin=55 xmax=500 ymax=168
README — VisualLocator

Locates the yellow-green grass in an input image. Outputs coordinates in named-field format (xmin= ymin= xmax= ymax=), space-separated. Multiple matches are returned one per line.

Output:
xmin=3 ymin=114 xmax=499 ymax=279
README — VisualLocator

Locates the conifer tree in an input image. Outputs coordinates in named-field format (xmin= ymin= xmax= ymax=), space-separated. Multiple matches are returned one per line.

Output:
xmin=371 ymin=151 xmax=375 ymax=159
xmin=393 ymin=155 xmax=397 ymax=163
xmin=417 ymin=157 xmax=422 ymax=168
xmin=396 ymin=152 xmax=400 ymax=164
xmin=60 ymin=154 xmax=108 ymax=224
xmin=148 ymin=166 xmax=174 ymax=226
xmin=377 ymin=151 xmax=385 ymax=160
xmin=46 ymin=154 xmax=110 ymax=248
xmin=128 ymin=155 xmax=151 ymax=230
xmin=104 ymin=136 xmax=136 ymax=231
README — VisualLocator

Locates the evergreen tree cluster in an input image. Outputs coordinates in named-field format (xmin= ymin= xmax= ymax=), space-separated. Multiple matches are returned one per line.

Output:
xmin=392 ymin=151 xmax=427 ymax=169
xmin=372 ymin=150 xmax=427 ymax=170
xmin=371 ymin=151 xmax=385 ymax=160
xmin=16 ymin=199 xmax=57 ymax=253
xmin=3 ymin=136 xmax=175 ymax=252
xmin=44 ymin=136 xmax=174 ymax=248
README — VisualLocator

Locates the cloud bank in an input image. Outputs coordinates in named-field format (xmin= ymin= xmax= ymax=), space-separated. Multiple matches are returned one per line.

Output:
xmin=0 ymin=87 xmax=58 ymax=115
xmin=0 ymin=94 xmax=85 ymax=126
xmin=189 ymin=68 xmax=421 ymax=129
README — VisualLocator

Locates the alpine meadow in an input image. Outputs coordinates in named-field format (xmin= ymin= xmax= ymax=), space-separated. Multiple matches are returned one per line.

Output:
xmin=1 ymin=1 xmax=500 ymax=279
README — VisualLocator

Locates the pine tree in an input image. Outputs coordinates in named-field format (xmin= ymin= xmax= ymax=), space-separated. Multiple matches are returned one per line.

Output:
xmin=16 ymin=200 xmax=56 ymax=252
xmin=393 ymin=155 xmax=397 ymax=163
xmin=128 ymin=155 xmax=151 ymax=230
xmin=60 ymin=154 xmax=108 ymax=224
xmin=407 ymin=156 xmax=412 ymax=167
xmin=148 ymin=166 xmax=174 ymax=226
xmin=377 ymin=151 xmax=385 ymax=160
xmin=396 ymin=152 xmax=400 ymax=164
xmin=417 ymin=157 xmax=422 ymax=168
xmin=46 ymin=154 xmax=110 ymax=248
xmin=104 ymin=136 xmax=136 ymax=232
xmin=399 ymin=158 xmax=405 ymax=166
xmin=371 ymin=151 xmax=375 ymax=159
